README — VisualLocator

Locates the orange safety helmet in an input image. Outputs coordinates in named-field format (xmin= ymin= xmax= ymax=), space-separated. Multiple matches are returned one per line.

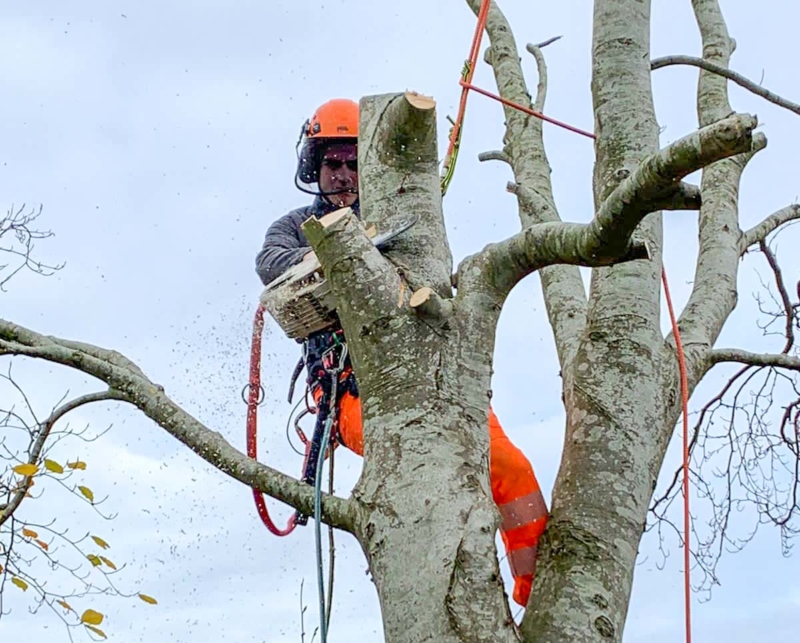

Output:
xmin=295 ymin=98 xmax=359 ymax=193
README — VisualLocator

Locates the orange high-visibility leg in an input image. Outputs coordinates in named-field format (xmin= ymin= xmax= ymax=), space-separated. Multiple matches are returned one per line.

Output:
xmin=336 ymin=391 xmax=364 ymax=454
xmin=488 ymin=408 xmax=548 ymax=607
xmin=313 ymin=391 xmax=547 ymax=607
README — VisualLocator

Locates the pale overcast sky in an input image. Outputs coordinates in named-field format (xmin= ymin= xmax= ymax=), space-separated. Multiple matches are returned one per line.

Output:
xmin=1 ymin=1 xmax=798 ymax=642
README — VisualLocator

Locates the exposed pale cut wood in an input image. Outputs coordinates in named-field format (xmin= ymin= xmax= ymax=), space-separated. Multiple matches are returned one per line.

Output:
xmin=409 ymin=286 xmax=434 ymax=308
xmin=318 ymin=207 xmax=353 ymax=228
xmin=405 ymin=91 xmax=436 ymax=110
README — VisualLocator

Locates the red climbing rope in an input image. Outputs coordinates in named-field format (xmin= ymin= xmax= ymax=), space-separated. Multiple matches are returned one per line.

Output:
xmin=448 ymin=2 xmax=693 ymax=641
xmin=459 ymin=82 xmax=596 ymax=139
xmin=246 ymin=303 xmax=298 ymax=537
xmin=442 ymin=0 xmax=491 ymax=169
xmin=661 ymin=267 xmax=693 ymax=643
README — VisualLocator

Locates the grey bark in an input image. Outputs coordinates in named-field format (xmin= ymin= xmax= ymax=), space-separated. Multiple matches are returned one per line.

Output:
xmin=2 ymin=1 xmax=798 ymax=642
xmin=468 ymin=0 xmax=589 ymax=372
xmin=520 ymin=2 xmax=667 ymax=640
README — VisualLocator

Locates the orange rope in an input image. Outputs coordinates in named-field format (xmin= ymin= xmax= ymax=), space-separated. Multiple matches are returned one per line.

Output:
xmin=458 ymin=81 xmax=596 ymax=139
xmin=440 ymin=0 xmax=490 ymax=186
xmin=661 ymin=267 xmax=693 ymax=643
xmin=447 ymin=3 xmax=694 ymax=641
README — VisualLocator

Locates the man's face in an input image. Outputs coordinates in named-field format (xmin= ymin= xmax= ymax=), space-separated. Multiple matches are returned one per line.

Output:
xmin=318 ymin=142 xmax=358 ymax=208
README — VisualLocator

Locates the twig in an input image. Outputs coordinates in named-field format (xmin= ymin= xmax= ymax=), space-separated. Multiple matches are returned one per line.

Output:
xmin=530 ymin=35 xmax=562 ymax=49
xmin=757 ymin=241 xmax=796 ymax=353
xmin=477 ymin=150 xmax=511 ymax=165
xmin=0 ymin=390 xmax=125 ymax=527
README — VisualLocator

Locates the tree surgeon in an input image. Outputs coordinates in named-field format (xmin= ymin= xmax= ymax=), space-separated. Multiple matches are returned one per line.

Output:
xmin=255 ymin=98 xmax=548 ymax=607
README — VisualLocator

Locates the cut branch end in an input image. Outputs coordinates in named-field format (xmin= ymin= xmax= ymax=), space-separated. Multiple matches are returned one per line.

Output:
xmin=409 ymin=286 xmax=453 ymax=324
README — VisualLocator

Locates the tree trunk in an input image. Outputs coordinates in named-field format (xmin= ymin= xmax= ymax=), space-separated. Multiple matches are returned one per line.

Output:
xmin=522 ymin=1 xmax=666 ymax=641
xmin=304 ymin=92 xmax=519 ymax=643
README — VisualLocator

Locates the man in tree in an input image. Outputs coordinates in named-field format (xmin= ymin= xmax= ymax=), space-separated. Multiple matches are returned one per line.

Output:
xmin=254 ymin=97 xmax=548 ymax=607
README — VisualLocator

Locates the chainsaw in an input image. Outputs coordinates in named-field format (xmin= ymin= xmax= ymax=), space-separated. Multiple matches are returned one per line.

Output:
xmin=260 ymin=210 xmax=417 ymax=340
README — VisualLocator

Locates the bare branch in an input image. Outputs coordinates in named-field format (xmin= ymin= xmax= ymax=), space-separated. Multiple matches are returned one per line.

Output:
xmin=597 ymin=110 xmax=758 ymax=232
xmin=524 ymin=42 xmax=548 ymax=112
xmin=756 ymin=241 xmax=797 ymax=353
xmin=651 ymin=55 xmax=800 ymax=117
xmin=660 ymin=182 xmax=702 ymax=211
xmin=709 ymin=349 xmax=800 ymax=371
xmin=0 ymin=390 xmax=124 ymax=527
xmin=469 ymin=112 xmax=758 ymax=296
xmin=0 ymin=319 xmax=357 ymax=532
xmin=530 ymin=35 xmax=562 ymax=50
xmin=0 ymin=204 xmax=64 ymax=291
xmin=740 ymin=204 xmax=800 ymax=253
xmin=673 ymin=0 xmax=768 ymax=380
xmin=409 ymin=287 xmax=454 ymax=327
xmin=466 ymin=0 xmax=588 ymax=372
xmin=477 ymin=150 xmax=511 ymax=165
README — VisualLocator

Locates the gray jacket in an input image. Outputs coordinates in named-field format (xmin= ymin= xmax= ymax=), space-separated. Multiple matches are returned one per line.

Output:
xmin=255 ymin=196 xmax=360 ymax=286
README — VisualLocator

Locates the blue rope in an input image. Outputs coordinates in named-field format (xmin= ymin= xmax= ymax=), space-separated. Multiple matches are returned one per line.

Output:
xmin=313 ymin=343 xmax=346 ymax=643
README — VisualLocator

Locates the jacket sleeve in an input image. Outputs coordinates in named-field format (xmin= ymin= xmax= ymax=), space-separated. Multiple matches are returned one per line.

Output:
xmin=255 ymin=212 xmax=310 ymax=286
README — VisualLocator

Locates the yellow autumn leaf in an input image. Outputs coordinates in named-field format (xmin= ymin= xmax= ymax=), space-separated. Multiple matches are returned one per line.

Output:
xmin=80 ymin=608 xmax=104 ymax=626
xmin=67 ymin=460 xmax=87 ymax=470
xmin=138 ymin=593 xmax=157 ymax=605
xmin=44 ymin=459 xmax=65 ymax=474
xmin=12 ymin=463 xmax=39 ymax=476
xmin=12 ymin=577 xmax=28 ymax=591
xmin=91 ymin=535 xmax=110 ymax=550
xmin=87 ymin=554 xmax=102 ymax=567
xmin=22 ymin=527 xmax=38 ymax=538
xmin=78 ymin=486 xmax=95 ymax=502
xmin=99 ymin=556 xmax=116 ymax=570
xmin=85 ymin=625 xmax=107 ymax=639
xmin=57 ymin=599 xmax=73 ymax=612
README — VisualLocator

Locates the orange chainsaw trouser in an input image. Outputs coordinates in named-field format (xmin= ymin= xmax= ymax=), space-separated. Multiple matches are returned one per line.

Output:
xmin=314 ymin=386 xmax=549 ymax=607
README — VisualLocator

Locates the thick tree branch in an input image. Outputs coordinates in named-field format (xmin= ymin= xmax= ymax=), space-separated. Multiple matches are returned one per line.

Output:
xmin=409 ymin=286 xmax=453 ymax=327
xmin=470 ymin=113 xmax=758 ymax=297
xmin=595 ymin=111 xmax=757 ymax=242
xmin=301 ymin=208 xmax=410 ymax=349
xmin=740 ymin=204 xmax=800 ymax=253
xmin=0 ymin=319 xmax=357 ymax=532
xmin=664 ymin=182 xmax=702 ymax=211
xmin=651 ymin=55 xmax=800 ymax=117
xmin=0 ymin=391 xmax=123 ymax=525
xmin=466 ymin=0 xmax=588 ymax=372
xmin=674 ymin=0 xmax=768 ymax=387
xmin=474 ymin=222 xmax=648 ymax=298
xmin=709 ymin=349 xmax=800 ymax=372
xmin=358 ymin=91 xmax=451 ymax=297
